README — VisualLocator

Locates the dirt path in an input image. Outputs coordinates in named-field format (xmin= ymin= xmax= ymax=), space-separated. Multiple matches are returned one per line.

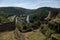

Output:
xmin=15 ymin=28 xmax=25 ymax=40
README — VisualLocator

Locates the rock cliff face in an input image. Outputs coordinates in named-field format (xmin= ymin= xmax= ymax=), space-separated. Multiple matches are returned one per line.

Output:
xmin=0 ymin=22 xmax=16 ymax=32
xmin=44 ymin=11 xmax=60 ymax=33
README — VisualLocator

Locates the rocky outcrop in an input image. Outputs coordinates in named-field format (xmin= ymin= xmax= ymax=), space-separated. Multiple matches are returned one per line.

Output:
xmin=48 ymin=19 xmax=60 ymax=33
xmin=0 ymin=22 xmax=16 ymax=32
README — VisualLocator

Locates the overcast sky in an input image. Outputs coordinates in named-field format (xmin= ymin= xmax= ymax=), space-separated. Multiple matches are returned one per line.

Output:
xmin=0 ymin=0 xmax=60 ymax=9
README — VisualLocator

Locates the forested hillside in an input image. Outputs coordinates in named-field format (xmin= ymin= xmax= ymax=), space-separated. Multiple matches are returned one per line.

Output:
xmin=30 ymin=7 xmax=60 ymax=22
xmin=0 ymin=7 xmax=33 ymax=17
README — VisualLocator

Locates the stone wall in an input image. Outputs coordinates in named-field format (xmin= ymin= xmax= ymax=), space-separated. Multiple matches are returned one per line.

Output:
xmin=0 ymin=22 xmax=16 ymax=32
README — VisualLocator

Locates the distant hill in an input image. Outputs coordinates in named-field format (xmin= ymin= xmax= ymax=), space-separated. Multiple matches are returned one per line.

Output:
xmin=0 ymin=7 xmax=34 ymax=17
xmin=0 ymin=7 xmax=60 ymax=19
xmin=29 ymin=7 xmax=60 ymax=22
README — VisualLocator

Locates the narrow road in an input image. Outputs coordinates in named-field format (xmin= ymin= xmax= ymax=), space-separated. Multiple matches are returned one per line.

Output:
xmin=15 ymin=28 xmax=25 ymax=40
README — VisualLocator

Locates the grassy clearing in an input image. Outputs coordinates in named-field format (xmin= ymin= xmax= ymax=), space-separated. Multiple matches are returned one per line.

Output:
xmin=23 ymin=29 xmax=46 ymax=40
xmin=0 ymin=30 xmax=19 ymax=40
